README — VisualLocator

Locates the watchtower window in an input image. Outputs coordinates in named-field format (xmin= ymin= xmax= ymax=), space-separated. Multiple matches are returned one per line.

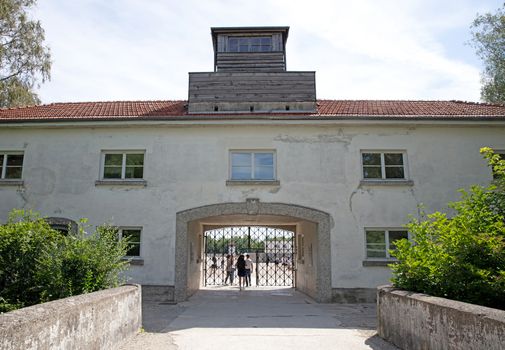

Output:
xmin=228 ymin=36 xmax=272 ymax=52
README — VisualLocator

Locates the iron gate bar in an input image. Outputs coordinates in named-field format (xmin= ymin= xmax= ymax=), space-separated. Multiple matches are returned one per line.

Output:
xmin=203 ymin=226 xmax=296 ymax=287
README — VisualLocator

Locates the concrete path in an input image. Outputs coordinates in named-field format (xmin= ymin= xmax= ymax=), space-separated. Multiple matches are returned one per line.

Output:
xmin=118 ymin=286 xmax=398 ymax=350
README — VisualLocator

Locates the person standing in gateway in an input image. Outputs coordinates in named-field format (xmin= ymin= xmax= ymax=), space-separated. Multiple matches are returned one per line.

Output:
xmin=236 ymin=255 xmax=246 ymax=290
xmin=245 ymin=254 xmax=253 ymax=287
xmin=224 ymin=254 xmax=234 ymax=285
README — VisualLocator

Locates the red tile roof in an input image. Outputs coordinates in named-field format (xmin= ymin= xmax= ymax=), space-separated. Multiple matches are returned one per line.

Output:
xmin=1 ymin=100 xmax=505 ymax=122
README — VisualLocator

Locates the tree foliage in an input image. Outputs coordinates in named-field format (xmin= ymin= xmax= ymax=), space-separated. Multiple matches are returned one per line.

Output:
xmin=470 ymin=4 xmax=505 ymax=103
xmin=0 ymin=0 xmax=50 ymax=108
xmin=0 ymin=210 xmax=129 ymax=312
xmin=390 ymin=148 xmax=505 ymax=310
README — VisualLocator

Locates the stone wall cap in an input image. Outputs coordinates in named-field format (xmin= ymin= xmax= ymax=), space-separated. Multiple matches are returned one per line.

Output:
xmin=0 ymin=285 xmax=140 ymax=329
xmin=378 ymin=285 xmax=505 ymax=321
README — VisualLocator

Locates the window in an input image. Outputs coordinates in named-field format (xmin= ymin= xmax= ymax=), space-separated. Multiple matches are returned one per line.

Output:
xmin=227 ymin=36 xmax=273 ymax=52
xmin=119 ymin=228 xmax=141 ymax=257
xmin=0 ymin=153 xmax=24 ymax=179
xmin=362 ymin=152 xmax=406 ymax=179
xmin=365 ymin=229 xmax=408 ymax=259
xmin=46 ymin=217 xmax=77 ymax=236
xmin=102 ymin=152 xmax=144 ymax=180
xmin=230 ymin=151 xmax=275 ymax=180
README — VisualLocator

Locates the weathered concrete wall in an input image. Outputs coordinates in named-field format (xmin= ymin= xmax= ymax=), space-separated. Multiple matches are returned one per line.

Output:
xmin=0 ymin=123 xmax=504 ymax=297
xmin=332 ymin=288 xmax=376 ymax=303
xmin=377 ymin=285 xmax=505 ymax=350
xmin=296 ymin=220 xmax=318 ymax=299
xmin=0 ymin=285 xmax=141 ymax=350
xmin=187 ymin=220 xmax=202 ymax=297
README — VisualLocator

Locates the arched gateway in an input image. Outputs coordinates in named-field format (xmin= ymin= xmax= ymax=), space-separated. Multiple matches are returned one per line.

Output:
xmin=175 ymin=199 xmax=332 ymax=302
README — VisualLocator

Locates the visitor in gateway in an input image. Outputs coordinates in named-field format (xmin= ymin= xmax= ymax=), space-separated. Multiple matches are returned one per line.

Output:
xmin=224 ymin=254 xmax=234 ymax=285
xmin=245 ymin=254 xmax=253 ymax=287
xmin=236 ymin=255 xmax=247 ymax=290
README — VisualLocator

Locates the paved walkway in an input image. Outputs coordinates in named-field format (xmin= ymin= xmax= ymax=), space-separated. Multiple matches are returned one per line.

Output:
xmin=118 ymin=286 xmax=398 ymax=350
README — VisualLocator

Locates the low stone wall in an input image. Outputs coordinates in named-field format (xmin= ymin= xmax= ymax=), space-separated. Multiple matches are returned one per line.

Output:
xmin=377 ymin=285 xmax=505 ymax=350
xmin=0 ymin=284 xmax=141 ymax=350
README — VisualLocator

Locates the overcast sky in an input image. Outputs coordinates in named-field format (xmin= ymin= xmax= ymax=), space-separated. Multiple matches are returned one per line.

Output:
xmin=33 ymin=0 xmax=503 ymax=104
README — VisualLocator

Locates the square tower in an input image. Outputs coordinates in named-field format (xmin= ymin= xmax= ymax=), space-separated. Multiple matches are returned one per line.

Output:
xmin=188 ymin=26 xmax=316 ymax=114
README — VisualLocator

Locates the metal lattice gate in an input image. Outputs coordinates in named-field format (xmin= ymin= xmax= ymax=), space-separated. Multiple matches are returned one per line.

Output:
xmin=203 ymin=226 xmax=295 ymax=287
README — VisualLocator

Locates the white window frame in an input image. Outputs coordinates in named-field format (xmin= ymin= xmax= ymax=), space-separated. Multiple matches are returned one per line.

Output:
xmin=100 ymin=150 xmax=145 ymax=180
xmin=229 ymin=150 xmax=276 ymax=181
xmin=360 ymin=150 xmax=408 ymax=180
xmin=118 ymin=227 xmax=142 ymax=258
xmin=364 ymin=228 xmax=410 ymax=260
xmin=0 ymin=151 xmax=24 ymax=179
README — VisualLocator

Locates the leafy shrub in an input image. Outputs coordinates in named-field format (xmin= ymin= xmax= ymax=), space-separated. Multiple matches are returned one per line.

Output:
xmin=391 ymin=148 xmax=505 ymax=310
xmin=36 ymin=221 xmax=130 ymax=302
xmin=0 ymin=211 xmax=129 ymax=312
xmin=0 ymin=210 xmax=61 ymax=311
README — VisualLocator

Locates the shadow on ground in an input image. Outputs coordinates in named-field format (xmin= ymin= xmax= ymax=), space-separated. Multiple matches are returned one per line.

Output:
xmin=143 ymin=287 xmax=379 ymax=332
xmin=128 ymin=287 xmax=399 ymax=350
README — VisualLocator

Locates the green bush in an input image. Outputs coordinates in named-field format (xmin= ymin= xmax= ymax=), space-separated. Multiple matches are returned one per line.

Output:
xmin=391 ymin=148 xmax=505 ymax=310
xmin=0 ymin=211 xmax=129 ymax=312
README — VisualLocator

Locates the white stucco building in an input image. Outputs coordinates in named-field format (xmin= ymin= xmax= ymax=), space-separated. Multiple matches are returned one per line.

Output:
xmin=1 ymin=27 xmax=504 ymax=303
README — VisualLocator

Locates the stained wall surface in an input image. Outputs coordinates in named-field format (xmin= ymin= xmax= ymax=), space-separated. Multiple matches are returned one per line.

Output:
xmin=377 ymin=286 xmax=505 ymax=350
xmin=0 ymin=285 xmax=141 ymax=350
xmin=0 ymin=122 xmax=503 ymax=293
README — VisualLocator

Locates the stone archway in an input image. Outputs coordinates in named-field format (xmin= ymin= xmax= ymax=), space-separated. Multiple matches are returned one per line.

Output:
xmin=175 ymin=199 xmax=332 ymax=303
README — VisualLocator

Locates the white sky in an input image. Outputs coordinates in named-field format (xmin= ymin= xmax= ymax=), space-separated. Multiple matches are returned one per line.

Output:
xmin=33 ymin=0 xmax=503 ymax=103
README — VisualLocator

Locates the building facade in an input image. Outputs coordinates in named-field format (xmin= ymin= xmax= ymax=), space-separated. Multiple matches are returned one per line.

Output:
xmin=1 ymin=27 xmax=505 ymax=303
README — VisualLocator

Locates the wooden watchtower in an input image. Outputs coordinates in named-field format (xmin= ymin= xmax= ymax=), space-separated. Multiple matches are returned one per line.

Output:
xmin=188 ymin=26 xmax=316 ymax=114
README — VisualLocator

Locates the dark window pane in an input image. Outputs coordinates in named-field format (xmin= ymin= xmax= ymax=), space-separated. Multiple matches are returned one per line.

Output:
xmin=0 ymin=155 xmax=3 ymax=168
xmin=366 ymin=231 xmax=386 ymax=258
xmin=366 ymin=231 xmax=385 ymax=244
xmin=123 ymin=229 xmax=141 ymax=242
xmin=239 ymin=44 xmax=248 ymax=52
xmin=5 ymin=167 xmax=22 ymax=179
xmin=133 ymin=167 xmax=144 ymax=178
xmin=367 ymin=248 xmax=387 ymax=258
xmin=125 ymin=166 xmax=143 ymax=179
xmin=123 ymin=230 xmax=141 ymax=256
xmin=250 ymin=37 xmax=260 ymax=45
xmin=126 ymin=243 xmax=140 ymax=256
xmin=389 ymin=231 xmax=408 ymax=250
xmin=254 ymin=153 xmax=273 ymax=166
xmin=385 ymin=167 xmax=405 ymax=179
xmin=228 ymin=45 xmax=238 ymax=52
xmin=384 ymin=153 xmax=403 ymax=165
xmin=363 ymin=166 xmax=382 ymax=178
xmin=255 ymin=166 xmax=274 ymax=180
xmin=126 ymin=154 xmax=144 ymax=166
xmin=104 ymin=166 xmax=122 ymax=179
xmin=261 ymin=37 xmax=272 ymax=45
xmin=228 ymin=38 xmax=238 ymax=52
xmin=232 ymin=153 xmax=251 ymax=167
xmin=362 ymin=153 xmax=381 ymax=165
xmin=6 ymin=154 xmax=23 ymax=166
xmin=231 ymin=167 xmax=252 ymax=180
xmin=105 ymin=154 xmax=123 ymax=166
